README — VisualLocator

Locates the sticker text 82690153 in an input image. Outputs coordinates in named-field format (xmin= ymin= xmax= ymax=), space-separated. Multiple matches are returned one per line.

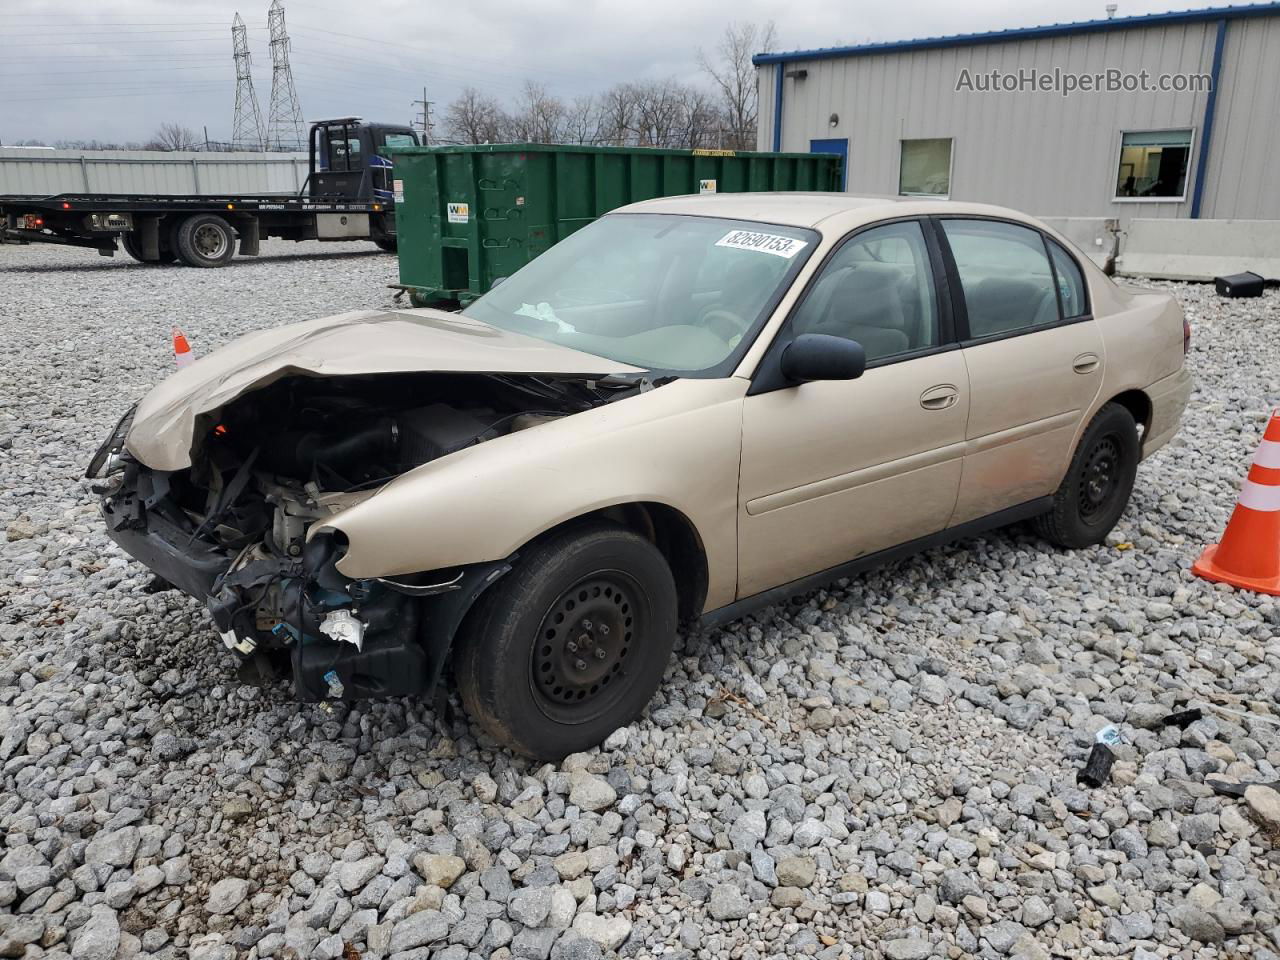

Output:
xmin=714 ymin=230 xmax=808 ymax=259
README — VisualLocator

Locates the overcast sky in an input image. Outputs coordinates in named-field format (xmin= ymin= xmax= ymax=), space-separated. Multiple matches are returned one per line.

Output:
xmin=2 ymin=0 xmax=1215 ymax=145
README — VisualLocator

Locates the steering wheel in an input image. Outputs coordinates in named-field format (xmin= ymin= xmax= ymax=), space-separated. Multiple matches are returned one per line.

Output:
xmin=697 ymin=306 xmax=751 ymax=345
xmin=554 ymin=286 xmax=634 ymax=307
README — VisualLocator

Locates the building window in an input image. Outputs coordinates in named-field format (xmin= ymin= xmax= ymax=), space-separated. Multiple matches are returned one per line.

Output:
xmin=1114 ymin=130 xmax=1193 ymax=201
xmin=899 ymin=138 xmax=952 ymax=197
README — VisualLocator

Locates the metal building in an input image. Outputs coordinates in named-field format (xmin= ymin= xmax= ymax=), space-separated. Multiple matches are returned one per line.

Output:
xmin=754 ymin=3 xmax=1280 ymax=220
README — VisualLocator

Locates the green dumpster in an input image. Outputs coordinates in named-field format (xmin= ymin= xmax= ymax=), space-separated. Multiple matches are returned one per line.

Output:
xmin=385 ymin=142 xmax=842 ymax=307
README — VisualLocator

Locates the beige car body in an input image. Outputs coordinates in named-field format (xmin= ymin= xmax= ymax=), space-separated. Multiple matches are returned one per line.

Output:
xmin=126 ymin=194 xmax=1192 ymax=619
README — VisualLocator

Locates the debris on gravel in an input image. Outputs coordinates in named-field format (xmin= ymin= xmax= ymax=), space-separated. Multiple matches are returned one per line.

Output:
xmin=0 ymin=244 xmax=1278 ymax=958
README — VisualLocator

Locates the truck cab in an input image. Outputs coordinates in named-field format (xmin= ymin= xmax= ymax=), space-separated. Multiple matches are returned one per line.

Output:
xmin=309 ymin=118 xmax=419 ymax=204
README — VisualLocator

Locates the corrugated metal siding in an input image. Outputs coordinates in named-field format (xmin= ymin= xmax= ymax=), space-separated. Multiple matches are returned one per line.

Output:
xmin=758 ymin=65 xmax=779 ymax=150
xmin=1199 ymin=15 xmax=1280 ymax=218
xmin=0 ymin=149 xmax=308 ymax=197
xmin=759 ymin=21 xmax=1233 ymax=220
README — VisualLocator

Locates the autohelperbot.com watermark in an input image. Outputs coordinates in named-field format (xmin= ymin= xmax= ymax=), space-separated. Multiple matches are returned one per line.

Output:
xmin=955 ymin=66 xmax=1212 ymax=96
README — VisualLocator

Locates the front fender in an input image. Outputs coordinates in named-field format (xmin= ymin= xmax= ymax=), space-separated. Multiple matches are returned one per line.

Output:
xmin=316 ymin=377 xmax=747 ymax=612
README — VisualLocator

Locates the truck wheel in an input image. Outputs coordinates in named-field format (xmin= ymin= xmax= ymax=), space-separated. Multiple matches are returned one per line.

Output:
xmin=120 ymin=233 xmax=177 ymax=264
xmin=1034 ymin=402 xmax=1139 ymax=548
xmin=374 ymin=237 xmax=397 ymax=253
xmin=174 ymin=214 xmax=236 ymax=268
xmin=455 ymin=522 xmax=678 ymax=760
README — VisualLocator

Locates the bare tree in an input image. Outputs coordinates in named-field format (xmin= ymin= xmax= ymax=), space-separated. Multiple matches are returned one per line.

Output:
xmin=442 ymin=87 xmax=506 ymax=144
xmin=630 ymin=79 xmax=694 ymax=148
xmin=596 ymin=85 xmax=637 ymax=146
xmin=147 ymin=122 xmax=201 ymax=152
xmin=563 ymin=95 xmax=602 ymax=145
xmin=505 ymin=81 xmax=567 ymax=143
xmin=679 ymin=88 xmax=725 ymax=149
xmin=698 ymin=21 xmax=777 ymax=150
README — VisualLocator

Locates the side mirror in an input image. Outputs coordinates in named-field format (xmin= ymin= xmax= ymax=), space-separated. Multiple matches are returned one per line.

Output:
xmin=780 ymin=333 xmax=866 ymax=383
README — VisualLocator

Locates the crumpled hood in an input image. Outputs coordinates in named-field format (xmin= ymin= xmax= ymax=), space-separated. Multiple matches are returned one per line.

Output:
xmin=126 ymin=307 xmax=643 ymax=471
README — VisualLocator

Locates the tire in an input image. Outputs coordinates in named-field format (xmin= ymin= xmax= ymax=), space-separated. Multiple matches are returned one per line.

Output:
xmin=455 ymin=522 xmax=678 ymax=759
xmin=374 ymin=237 xmax=397 ymax=253
xmin=120 ymin=232 xmax=177 ymax=264
xmin=1034 ymin=402 xmax=1139 ymax=548
xmin=173 ymin=214 xmax=236 ymax=268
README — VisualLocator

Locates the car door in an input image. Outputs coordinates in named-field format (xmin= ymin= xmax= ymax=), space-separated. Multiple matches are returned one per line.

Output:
xmin=737 ymin=219 xmax=970 ymax=598
xmin=936 ymin=217 xmax=1105 ymax=526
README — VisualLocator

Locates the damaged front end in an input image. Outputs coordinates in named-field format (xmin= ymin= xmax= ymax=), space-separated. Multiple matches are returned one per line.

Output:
xmin=89 ymin=370 xmax=628 ymax=702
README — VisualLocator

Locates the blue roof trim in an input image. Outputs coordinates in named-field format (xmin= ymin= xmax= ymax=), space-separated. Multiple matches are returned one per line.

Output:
xmin=751 ymin=2 xmax=1280 ymax=64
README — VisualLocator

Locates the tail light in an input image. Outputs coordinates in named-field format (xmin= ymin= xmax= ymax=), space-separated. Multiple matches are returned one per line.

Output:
xmin=1183 ymin=317 xmax=1191 ymax=355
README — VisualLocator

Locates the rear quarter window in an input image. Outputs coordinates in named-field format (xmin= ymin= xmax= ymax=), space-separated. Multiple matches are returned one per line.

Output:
xmin=1046 ymin=239 xmax=1090 ymax=318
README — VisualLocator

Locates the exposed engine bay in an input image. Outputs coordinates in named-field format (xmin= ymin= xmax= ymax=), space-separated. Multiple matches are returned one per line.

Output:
xmin=92 ymin=371 xmax=639 ymax=701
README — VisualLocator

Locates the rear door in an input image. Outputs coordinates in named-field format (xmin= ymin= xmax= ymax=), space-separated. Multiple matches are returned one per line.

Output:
xmin=936 ymin=217 xmax=1105 ymax=525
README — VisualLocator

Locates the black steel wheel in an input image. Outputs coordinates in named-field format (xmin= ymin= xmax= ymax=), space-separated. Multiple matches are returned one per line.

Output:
xmin=1035 ymin=402 xmax=1139 ymax=548
xmin=455 ymin=522 xmax=677 ymax=759
xmin=531 ymin=573 xmax=643 ymax=724
xmin=173 ymin=214 xmax=236 ymax=268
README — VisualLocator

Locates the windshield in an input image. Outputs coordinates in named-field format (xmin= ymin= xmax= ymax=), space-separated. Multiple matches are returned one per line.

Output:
xmin=462 ymin=213 xmax=818 ymax=375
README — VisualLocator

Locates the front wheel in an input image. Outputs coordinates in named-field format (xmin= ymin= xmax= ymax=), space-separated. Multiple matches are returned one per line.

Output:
xmin=1034 ymin=402 xmax=1139 ymax=548
xmin=173 ymin=214 xmax=236 ymax=268
xmin=455 ymin=523 xmax=678 ymax=759
xmin=373 ymin=237 xmax=397 ymax=253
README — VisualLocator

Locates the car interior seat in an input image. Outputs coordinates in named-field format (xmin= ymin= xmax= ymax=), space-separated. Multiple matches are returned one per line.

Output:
xmin=965 ymin=276 xmax=1058 ymax=336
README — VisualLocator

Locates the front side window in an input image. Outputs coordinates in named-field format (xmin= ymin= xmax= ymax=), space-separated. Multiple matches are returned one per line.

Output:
xmin=1115 ymin=130 xmax=1192 ymax=199
xmin=942 ymin=219 xmax=1059 ymax=339
xmin=463 ymin=214 xmax=817 ymax=374
xmin=899 ymin=138 xmax=952 ymax=197
xmin=790 ymin=221 xmax=938 ymax=363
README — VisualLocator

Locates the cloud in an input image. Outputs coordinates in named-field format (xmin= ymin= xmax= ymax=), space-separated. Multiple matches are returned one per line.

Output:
xmin=0 ymin=0 xmax=1211 ymax=144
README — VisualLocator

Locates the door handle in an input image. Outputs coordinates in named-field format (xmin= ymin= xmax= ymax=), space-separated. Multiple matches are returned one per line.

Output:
xmin=1073 ymin=352 xmax=1101 ymax=374
xmin=920 ymin=384 xmax=959 ymax=410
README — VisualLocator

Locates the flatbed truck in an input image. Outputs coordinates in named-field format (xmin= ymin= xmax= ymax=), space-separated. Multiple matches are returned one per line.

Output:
xmin=0 ymin=118 xmax=417 ymax=267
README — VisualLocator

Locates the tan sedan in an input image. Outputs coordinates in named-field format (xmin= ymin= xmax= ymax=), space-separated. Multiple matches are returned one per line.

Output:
xmin=90 ymin=194 xmax=1192 ymax=758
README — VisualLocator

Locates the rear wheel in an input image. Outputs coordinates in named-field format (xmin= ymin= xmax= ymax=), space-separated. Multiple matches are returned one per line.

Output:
xmin=374 ymin=237 xmax=397 ymax=253
xmin=174 ymin=214 xmax=236 ymax=268
xmin=455 ymin=522 xmax=678 ymax=759
xmin=1034 ymin=402 xmax=1139 ymax=548
xmin=121 ymin=232 xmax=177 ymax=264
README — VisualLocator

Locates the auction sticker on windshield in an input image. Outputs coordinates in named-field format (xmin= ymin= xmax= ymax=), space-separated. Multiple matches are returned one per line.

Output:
xmin=715 ymin=229 xmax=808 ymax=259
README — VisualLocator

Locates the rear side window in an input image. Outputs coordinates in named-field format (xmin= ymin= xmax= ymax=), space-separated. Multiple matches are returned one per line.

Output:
xmin=941 ymin=219 xmax=1058 ymax=339
xmin=1047 ymin=239 xmax=1089 ymax=318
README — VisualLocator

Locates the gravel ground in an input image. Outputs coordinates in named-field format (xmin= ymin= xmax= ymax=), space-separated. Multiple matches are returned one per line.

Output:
xmin=1 ymin=239 xmax=1278 ymax=960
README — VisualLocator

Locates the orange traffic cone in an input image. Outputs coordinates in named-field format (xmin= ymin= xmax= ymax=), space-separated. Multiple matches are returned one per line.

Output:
xmin=1192 ymin=410 xmax=1280 ymax=595
xmin=173 ymin=326 xmax=194 ymax=368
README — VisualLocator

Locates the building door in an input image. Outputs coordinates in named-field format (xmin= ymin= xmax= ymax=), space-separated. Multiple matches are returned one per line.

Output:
xmin=810 ymin=138 xmax=848 ymax=190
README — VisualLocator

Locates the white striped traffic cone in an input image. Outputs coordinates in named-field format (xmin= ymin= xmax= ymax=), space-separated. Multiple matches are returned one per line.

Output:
xmin=173 ymin=327 xmax=194 ymax=368
xmin=1192 ymin=409 xmax=1280 ymax=595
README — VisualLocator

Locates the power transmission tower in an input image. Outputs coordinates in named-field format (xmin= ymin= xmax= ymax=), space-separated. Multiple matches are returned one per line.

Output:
xmin=266 ymin=0 xmax=305 ymax=151
xmin=231 ymin=13 xmax=265 ymax=150
xmin=412 ymin=87 xmax=434 ymax=144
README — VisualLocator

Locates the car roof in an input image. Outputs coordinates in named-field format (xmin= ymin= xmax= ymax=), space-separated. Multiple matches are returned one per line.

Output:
xmin=612 ymin=192 xmax=1045 ymax=231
